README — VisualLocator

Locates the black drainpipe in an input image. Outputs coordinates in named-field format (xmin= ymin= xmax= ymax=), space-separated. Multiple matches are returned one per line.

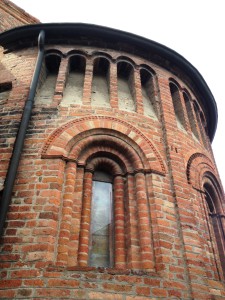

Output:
xmin=0 ymin=30 xmax=45 ymax=237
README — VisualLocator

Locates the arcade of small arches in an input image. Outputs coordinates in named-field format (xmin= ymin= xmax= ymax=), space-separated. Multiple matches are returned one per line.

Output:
xmin=31 ymin=49 xmax=209 ymax=148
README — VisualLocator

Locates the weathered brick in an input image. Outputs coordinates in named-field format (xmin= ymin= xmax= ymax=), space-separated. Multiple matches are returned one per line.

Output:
xmin=0 ymin=3 xmax=224 ymax=299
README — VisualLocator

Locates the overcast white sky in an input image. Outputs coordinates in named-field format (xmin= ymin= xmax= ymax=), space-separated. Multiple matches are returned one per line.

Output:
xmin=12 ymin=0 xmax=225 ymax=188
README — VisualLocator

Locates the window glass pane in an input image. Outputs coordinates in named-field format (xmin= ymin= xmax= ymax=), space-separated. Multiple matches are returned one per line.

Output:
xmin=89 ymin=181 xmax=113 ymax=267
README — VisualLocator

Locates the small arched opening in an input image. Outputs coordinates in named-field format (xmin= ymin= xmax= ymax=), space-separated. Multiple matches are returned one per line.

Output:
xmin=62 ymin=55 xmax=86 ymax=104
xmin=91 ymin=57 xmax=110 ymax=106
xmin=117 ymin=61 xmax=135 ymax=112
xmin=35 ymin=54 xmax=61 ymax=104
xmin=169 ymin=81 xmax=186 ymax=130
xmin=140 ymin=68 xmax=157 ymax=118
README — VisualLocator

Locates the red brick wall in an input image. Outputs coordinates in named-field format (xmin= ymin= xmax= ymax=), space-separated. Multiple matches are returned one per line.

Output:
xmin=0 ymin=44 xmax=225 ymax=299
xmin=0 ymin=0 xmax=39 ymax=33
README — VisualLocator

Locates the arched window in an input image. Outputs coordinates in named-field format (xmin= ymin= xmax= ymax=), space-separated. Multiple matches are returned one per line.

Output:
xmin=183 ymin=92 xmax=199 ymax=139
xmin=140 ymin=68 xmax=157 ymax=119
xmin=49 ymin=123 xmax=160 ymax=270
xmin=169 ymin=82 xmax=186 ymax=130
xmin=203 ymin=179 xmax=225 ymax=277
xmin=89 ymin=170 xmax=113 ymax=267
xmin=42 ymin=117 xmax=166 ymax=270
xmin=62 ymin=55 xmax=86 ymax=104
xmin=35 ymin=54 xmax=61 ymax=104
xmin=117 ymin=61 xmax=135 ymax=112
xmin=91 ymin=57 xmax=110 ymax=107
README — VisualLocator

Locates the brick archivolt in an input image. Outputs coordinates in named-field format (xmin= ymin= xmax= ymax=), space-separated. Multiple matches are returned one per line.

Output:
xmin=186 ymin=152 xmax=218 ymax=190
xmin=42 ymin=116 xmax=166 ymax=269
xmin=42 ymin=116 xmax=166 ymax=175
xmin=86 ymin=157 xmax=123 ymax=175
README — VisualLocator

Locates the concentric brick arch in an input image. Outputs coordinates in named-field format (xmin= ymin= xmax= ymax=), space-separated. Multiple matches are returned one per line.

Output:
xmin=186 ymin=152 xmax=217 ymax=189
xmin=42 ymin=116 xmax=166 ymax=175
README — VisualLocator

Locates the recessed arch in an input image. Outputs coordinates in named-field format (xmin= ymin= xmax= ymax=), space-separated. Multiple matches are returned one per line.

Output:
xmin=116 ymin=56 xmax=136 ymax=67
xmin=193 ymin=99 xmax=201 ymax=112
xmin=202 ymin=172 xmax=224 ymax=210
xmin=202 ymin=172 xmax=225 ymax=277
xmin=169 ymin=80 xmax=186 ymax=130
xmin=139 ymin=64 xmax=156 ymax=75
xmin=186 ymin=152 xmax=225 ymax=277
xmin=71 ymin=134 xmax=143 ymax=173
xmin=91 ymin=51 xmax=112 ymax=61
xmin=42 ymin=116 xmax=166 ymax=175
xmin=182 ymin=88 xmax=192 ymax=100
xmin=62 ymin=55 xmax=86 ymax=105
xmin=91 ymin=57 xmax=110 ymax=106
xmin=140 ymin=67 xmax=158 ymax=118
xmin=86 ymin=157 xmax=123 ymax=176
xmin=186 ymin=152 xmax=218 ymax=189
xmin=34 ymin=53 xmax=61 ymax=104
xmin=117 ymin=61 xmax=136 ymax=112
xmin=45 ymin=49 xmax=64 ymax=58
xmin=183 ymin=91 xmax=199 ymax=139
xmin=66 ymin=49 xmax=88 ymax=58
xmin=169 ymin=78 xmax=181 ymax=90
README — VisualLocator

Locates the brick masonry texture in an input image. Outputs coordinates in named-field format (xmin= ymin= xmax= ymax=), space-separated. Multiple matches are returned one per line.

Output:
xmin=0 ymin=5 xmax=225 ymax=300
xmin=0 ymin=0 xmax=39 ymax=33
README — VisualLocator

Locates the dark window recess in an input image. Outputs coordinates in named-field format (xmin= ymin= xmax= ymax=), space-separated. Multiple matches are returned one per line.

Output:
xmin=0 ymin=82 xmax=12 ymax=102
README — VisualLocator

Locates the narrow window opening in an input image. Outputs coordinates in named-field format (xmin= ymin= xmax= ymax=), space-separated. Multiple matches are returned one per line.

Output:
xmin=88 ymin=170 xmax=114 ymax=267
xmin=200 ymin=111 xmax=209 ymax=146
xmin=169 ymin=82 xmax=186 ymax=130
xmin=35 ymin=54 xmax=61 ymax=104
xmin=140 ymin=69 xmax=157 ymax=119
xmin=0 ymin=82 xmax=12 ymax=104
xmin=183 ymin=92 xmax=199 ymax=139
xmin=194 ymin=103 xmax=208 ymax=147
xmin=62 ymin=55 xmax=86 ymax=105
xmin=117 ymin=61 xmax=135 ymax=112
xmin=91 ymin=57 xmax=110 ymax=107
xmin=204 ymin=183 xmax=225 ymax=276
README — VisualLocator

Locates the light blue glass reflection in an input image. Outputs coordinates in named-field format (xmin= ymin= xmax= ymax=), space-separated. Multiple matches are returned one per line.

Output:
xmin=89 ymin=181 xmax=112 ymax=267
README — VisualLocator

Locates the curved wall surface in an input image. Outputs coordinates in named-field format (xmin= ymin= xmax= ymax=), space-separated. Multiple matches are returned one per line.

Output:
xmin=0 ymin=24 xmax=224 ymax=299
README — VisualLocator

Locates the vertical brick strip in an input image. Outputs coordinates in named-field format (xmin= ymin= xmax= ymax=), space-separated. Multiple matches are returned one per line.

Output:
xmin=126 ymin=174 xmax=141 ymax=269
xmin=57 ymin=161 xmax=76 ymax=266
xmin=67 ymin=167 xmax=85 ymax=266
xmin=52 ymin=57 xmax=68 ymax=106
xmin=77 ymin=170 xmax=93 ymax=266
xmin=82 ymin=59 xmax=93 ymax=105
xmin=134 ymin=69 xmax=144 ymax=114
xmin=114 ymin=175 xmax=126 ymax=269
xmin=109 ymin=63 xmax=118 ymax=109
xmin=135 ymin=172 xmax=153 ymax=270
